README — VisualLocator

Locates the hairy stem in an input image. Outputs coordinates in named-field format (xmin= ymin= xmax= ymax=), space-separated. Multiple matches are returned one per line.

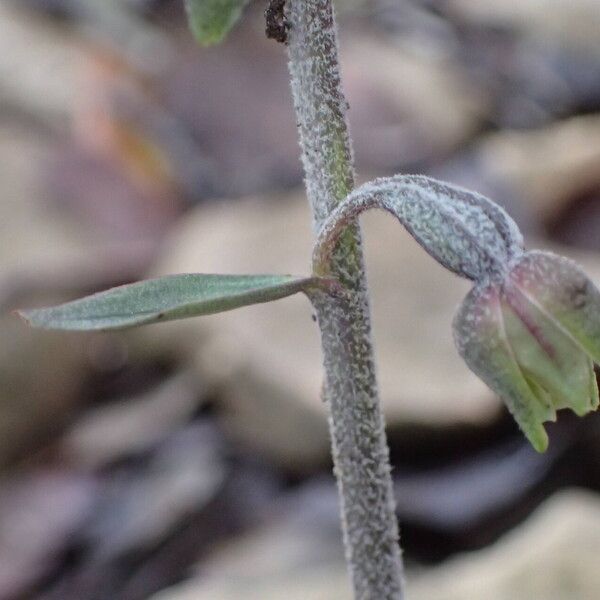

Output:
xmin=284 ymin=1 xmax=404 ymax=597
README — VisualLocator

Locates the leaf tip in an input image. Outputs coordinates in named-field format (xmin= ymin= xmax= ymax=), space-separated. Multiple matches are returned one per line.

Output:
xmin=185 ymin=0 xmax=249 ymax=46
xmin=529 ymin=427 xmax=549 ymax=453
xmin=13 ymin=308 xmax=33 ymax=327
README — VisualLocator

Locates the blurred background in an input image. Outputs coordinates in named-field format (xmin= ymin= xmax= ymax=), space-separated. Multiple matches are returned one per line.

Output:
xmin=2 ymin=0 xmax=600 ymax=598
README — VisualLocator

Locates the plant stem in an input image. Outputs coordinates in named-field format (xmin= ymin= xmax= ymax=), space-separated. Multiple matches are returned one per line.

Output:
xmin=284 ymin=1 xmax=404 ymax=597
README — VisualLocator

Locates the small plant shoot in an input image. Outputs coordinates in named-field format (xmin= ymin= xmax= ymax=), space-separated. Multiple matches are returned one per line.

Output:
xmin=18 ymin=1 xmax=600 ymax=599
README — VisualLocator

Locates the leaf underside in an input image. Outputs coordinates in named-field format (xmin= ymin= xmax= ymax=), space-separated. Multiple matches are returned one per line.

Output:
xmin=18 ymin=273 xmax=319 ymax=331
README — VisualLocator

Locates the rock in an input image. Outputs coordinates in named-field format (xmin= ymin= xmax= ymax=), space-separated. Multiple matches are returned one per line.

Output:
xmin=0 ymin=117 xmax=157 ymax=306
xmin=154 ymin=570 xmax=349 ymax=600
xmin=394 ymin=439 xmax=558 ymax=533
xmin=409 ymin=490 xmax=600 ymax=599
xmin=0 ymin=312 xmax=93 ymax=467
xmin=0 ymin=120 xmax=156 ymax=465
xmin=0 ymin=2 xmax=81 ymax=127
xmin=0 ymin=470 xmax=97 ymax=598
xmin=549 ymin=186 xmax=600 ymax=252
xmin=160 ymin=11 xmax=488 ymax=196
xmin=150 ymin=480 xmax=351 ymax=600
xmin=64 ymin=372 xmax=206 ymax=468
xmin=476 ymin=115 xmax=600 ymax=224
xmin=366 ymin=3 xmax=600 ymax=131
xmin=340 ymin=34 xmax=489 ymax=171
xmin=82 ymin=423 xmax=227 ymax=561
xmin=40 ymin=423 xmax=281 ymax=600
xmin=152 ymin=489 xmax=600 ymax=600
xmin=0 ymin=123 xmax=91 ymax=278
xmin=449 ymin=0 xmax=600 ymax=54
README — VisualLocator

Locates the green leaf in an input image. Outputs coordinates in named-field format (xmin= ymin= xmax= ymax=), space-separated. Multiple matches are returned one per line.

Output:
xmin=184 ymin=0 xmax=249 ymax=46
xmin=17 ymin=273 xmax=326 ymax=331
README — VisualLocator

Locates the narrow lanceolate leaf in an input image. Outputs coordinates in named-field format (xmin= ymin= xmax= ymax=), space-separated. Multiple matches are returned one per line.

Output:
xmin=17 ymin=273 xmax=324 ymax=331
xmin=184 ymin=0 xmax=249 ymax=45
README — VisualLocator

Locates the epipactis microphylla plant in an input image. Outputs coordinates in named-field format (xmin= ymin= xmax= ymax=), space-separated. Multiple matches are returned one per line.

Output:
xmin=15 ymin=1 xmax=600 ymax=597
xmin=20 ymin=175 xmax=600 ymax=452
